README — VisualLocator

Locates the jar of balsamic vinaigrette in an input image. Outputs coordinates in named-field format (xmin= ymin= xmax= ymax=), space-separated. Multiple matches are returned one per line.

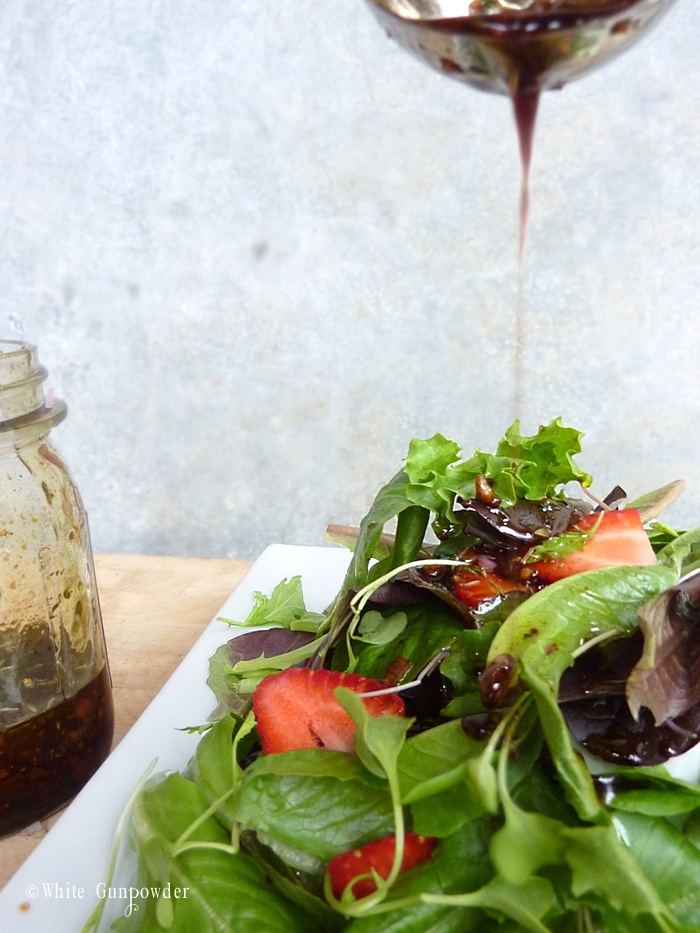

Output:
xmin=0 ymin=341 xmax=114 ymax=837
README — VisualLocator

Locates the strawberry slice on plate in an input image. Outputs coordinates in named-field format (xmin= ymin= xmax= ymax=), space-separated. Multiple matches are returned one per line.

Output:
xmin=327 ymin=832 xmax=437 ymax=900
xmin=530 ymin=508 xmax=657 ymax=583
xmin=252 ymin=667 xmax=405 ymax=755
xmin=452 ymin=565 xmax=530 ymax=608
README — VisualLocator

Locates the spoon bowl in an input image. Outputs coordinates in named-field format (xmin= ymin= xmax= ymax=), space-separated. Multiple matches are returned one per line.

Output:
xmin=364 ymin=0 xmax=680 ymax=95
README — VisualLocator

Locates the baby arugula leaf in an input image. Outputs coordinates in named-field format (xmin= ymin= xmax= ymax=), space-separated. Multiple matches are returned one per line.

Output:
xmin=188 ymin=713 xmax=239 ymax=829
xmin=219 ymin=576 xmax=326 ymax=633
xmin=489 ymin=725 xmax=568 ymax=885
xmin=422 ymin=874 xmax=554 ymax=933
xmin=397 ymin=718 xmax=492 ymax=807
xmin=393 ymin=718 xmax=497 ymax=837
xmin=336 ymin=688 xmax=411 ymax=785
xmin=407 ymin=783 xmax=486 ymax=840
xmin=606 ymin=767 xmax=700 ymax=818
xmin=340 ymin=470 xmax=415 ymax=592
xmin=188 ymin=711 xmax=258 ymax=838
xmin=626 ymin=480 xmax=686 ymax=524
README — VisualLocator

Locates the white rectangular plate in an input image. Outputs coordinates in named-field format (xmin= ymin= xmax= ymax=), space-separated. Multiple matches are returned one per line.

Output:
xmin=0 ymin=544 xmax=350 ymax=933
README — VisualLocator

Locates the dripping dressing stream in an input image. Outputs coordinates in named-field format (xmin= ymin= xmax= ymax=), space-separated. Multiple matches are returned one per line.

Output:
xmin=362 ymin=0 xmax=680 ymax=422
xmin=511 ymin=86 xmax=540 ymax=420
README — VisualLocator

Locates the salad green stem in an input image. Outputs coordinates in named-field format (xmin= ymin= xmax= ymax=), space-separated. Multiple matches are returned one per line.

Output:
xmin=350 ymin=559 xmax=468 ymax=620
xmin=231 ymin=711 xmax=256 ymax=795
xmin=79 ymin=759 xmax=157 ymax=933
xmin=356 ymin=647 xmax=453 ymax=698
xmin=340 ymin=558 xmax=467 ymax=674
xmin=578 ymin=905 xmax=596 ymax=933
xmin=570 ymin=628 xmax=619 ymax=659
xmin=484 ymin=694 xmax=525 ymax=769
xmin=325 ymin=751 xmax=407 ymax=919
xmin=229 ymin=711 xmax=257 ymax=851
xmin=420 ymin=884 xmax=552 ymax=933
xmin=172 ymin=787 xmax=236 ymax=855
xmin=172 ymin=839 xmax=239 ymax=857
xmin=325 ymin=765 xmax=407 ymax=920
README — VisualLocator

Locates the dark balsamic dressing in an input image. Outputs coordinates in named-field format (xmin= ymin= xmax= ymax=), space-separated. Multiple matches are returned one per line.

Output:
xmin=0 ymin=665 xmax=114 ymax=837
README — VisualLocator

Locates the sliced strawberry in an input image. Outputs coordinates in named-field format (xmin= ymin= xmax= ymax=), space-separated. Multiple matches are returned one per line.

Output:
xmin=452 ymin=565 xmax=530 ymax=608
xmin=327 ymin=832 xmax=437 ymax=900
xmin=252 ymin=667 xmax=405 ymax=755
xmin=530 ymin=508 xmax=657 ymax=583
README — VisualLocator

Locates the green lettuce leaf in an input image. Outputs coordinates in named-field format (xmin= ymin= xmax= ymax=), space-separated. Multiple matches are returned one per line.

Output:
xmin=336 ymin=417 xmax=592 ymax=592
xmin=231 ymin=753 xmax=394 ymax=862
xmin=486 ymin=564 xmax=679 ymax=695
xmin=219 ymin=576 xmax=325 ymax=633
xmin=113 ymin=772 xmax=309 ymax=933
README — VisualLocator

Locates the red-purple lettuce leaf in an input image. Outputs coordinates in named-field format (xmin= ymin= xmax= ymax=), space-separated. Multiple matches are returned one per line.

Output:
xmin=561 ymin=693 xmax=700 ymax=767
xmin=559 ymin=623 xmax=700 ymax=767
xmin=627 ymin=573 xmax=700 ymax=725
xmin=368 ymin=566 xmax=530 ymax=629
xmin=208 ymin=630 xmax=317 ymax=718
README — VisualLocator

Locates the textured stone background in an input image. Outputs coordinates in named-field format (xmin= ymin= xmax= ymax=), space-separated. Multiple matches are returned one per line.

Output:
xmin=0 ymin=1 xmax=697 ymax=559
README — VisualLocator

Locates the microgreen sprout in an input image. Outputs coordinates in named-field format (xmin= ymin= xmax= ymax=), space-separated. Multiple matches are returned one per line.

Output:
xmin=80 ymin=760 xmax=158 ymax=933
xmin=343 ymin=559 xmax=467 ymax=670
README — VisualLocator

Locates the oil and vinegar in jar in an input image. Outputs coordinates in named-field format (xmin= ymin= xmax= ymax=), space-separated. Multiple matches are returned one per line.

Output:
xmin=0 ymin=341 xmax=113 ymax=837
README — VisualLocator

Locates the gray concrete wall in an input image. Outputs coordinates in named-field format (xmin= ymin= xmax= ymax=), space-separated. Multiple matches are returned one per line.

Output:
xmin=1 ymin=1 xmax=697 ymax=559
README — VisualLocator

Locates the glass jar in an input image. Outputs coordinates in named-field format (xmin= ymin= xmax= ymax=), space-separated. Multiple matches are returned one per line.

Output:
xmin=0 ymin=340 xmax=114 ymax=837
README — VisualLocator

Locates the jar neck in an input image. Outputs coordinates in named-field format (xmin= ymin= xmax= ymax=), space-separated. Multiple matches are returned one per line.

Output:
xmin=0 ymin=341 xmax=66 ymax=445
xmin=0 ymin=400 xmax=68 ymax=449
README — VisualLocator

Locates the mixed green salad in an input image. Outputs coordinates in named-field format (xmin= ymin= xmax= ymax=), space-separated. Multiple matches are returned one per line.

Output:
xmin=89 ymin=419 xmax=700 ymax=933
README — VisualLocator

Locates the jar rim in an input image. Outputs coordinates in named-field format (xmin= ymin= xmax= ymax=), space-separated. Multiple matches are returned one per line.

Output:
xmin=0 ymin=341 xmax=44 ymax=388
xmin=0 ymin=341 xmax=62 ymax=426
xmin=0 ymin=339 xmax=32 ymax=354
